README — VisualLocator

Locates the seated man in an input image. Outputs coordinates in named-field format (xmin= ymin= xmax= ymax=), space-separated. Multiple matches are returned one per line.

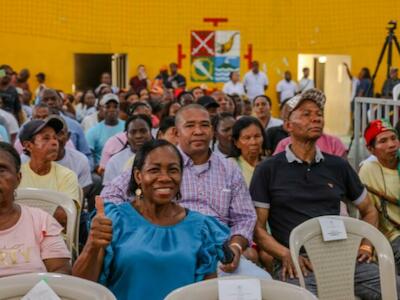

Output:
xmin=250 ymin=90 xmax=387 ymax=299
xmin=359 ymin=119 xmax=400 ymax=273
xmin=102 ymin=104 xmax=270 ymax=278
xmin=19 ymin=116 xmax=80 ymax=201
xmin=21 ymin=116 xmax=92 ymax=197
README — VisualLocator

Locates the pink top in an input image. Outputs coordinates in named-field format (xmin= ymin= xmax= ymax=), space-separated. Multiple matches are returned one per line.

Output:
xmin=14 ymin=138 xmax=75 ymax=155
xmin=99 ymin=132 xmax=127 ymax=168
xmin=273 ymin=133 xmax=347 ymax=158
xmin=0 ymin=205 xmax=71 ymax=278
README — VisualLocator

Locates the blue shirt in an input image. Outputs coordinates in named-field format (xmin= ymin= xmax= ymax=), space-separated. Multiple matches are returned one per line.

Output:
xmin=61 ymin=114 xmax=94 ymax=170
xmin=0 ymin=124 xmax=9 ymax=142
xmin=98 ymin=203 xmax=229 ymax=300
xmin=86 ymin=120 xmax=125 ymax=166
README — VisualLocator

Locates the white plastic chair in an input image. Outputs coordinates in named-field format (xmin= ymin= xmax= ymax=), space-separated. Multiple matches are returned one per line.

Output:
xmin=0 ymin=272 xmax=116 ymax=300
xmin=165 ymin=276 xmax=318 ymax=300
xmin=289 ymin=215 xmax=398 ymax=300
xmin=393 ymin=83 xmax=400 ymax=101
xmin=15 ymin=188 xmax=78 ymax=255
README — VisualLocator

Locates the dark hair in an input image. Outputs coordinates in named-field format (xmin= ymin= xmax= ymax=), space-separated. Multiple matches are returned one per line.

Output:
xmin=212 ymin=112 xmax=235 ymax=150
xmin=361 ymin=67 xmax=372 ymax=80
xmin=0 ymin=141 xmax=21 ymax=172
xmin=129 ymin=101 xmax=152 ymax=115
xmin=229 ymin=116 xmax=267 ymax=158
xmin=253 ymin=95 xmax=272 ymax=107
xmin=127 ymin=139 xmax=183 ymax=196
xmin=125 ymin=114 xmax=152 ymax=132
xmin=161 ymin=101 xmax=181 ymax=120
xmin=158 ymin=116 xmax=176 ymax=134
xmin=225 ymin=94 xmax=238 ymax=118
xmin=80 ymin=89 xmax=95 ymax=105
xmin=36 ymin=72 xmax=46 ymax=80
xmin=124 ymin=90 xmax=139 ymax=101
xmin=177 ymin=91 xmax=194 ymax=105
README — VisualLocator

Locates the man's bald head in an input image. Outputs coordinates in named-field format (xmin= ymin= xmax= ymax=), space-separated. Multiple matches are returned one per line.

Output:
xmin=175 ymin=104 xmax=210 ymax=128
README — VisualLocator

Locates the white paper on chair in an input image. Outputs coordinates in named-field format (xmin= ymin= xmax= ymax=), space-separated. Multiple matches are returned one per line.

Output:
xmin=218 ymin=278 xmax=261 ymax=300
xmin=319 ymin=217 xmax=348 ymax=242
xmin=21 ymin=280 xmax=61 ymax=300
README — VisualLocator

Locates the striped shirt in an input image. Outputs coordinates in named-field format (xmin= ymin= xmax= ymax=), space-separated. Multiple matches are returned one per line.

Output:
xmin=101 ymin=149 xmax=256 ymax=243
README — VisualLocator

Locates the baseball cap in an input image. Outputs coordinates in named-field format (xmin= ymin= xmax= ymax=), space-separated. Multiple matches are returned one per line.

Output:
xmin=19 ymin=116 xmax=64 ymax=143
xmin=100 ymin=93 xmax=119 ymax=106
xmin=364 ymin=119 xmax=397 ymax=146
xmin=197 ymin=96 xmax=220 ymax=108
xmin=286 ymin=88 xmax=326 ymax=116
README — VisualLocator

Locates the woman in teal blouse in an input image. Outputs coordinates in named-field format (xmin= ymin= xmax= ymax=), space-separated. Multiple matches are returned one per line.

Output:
xmin=73 ymin=139 xmax=229 ymax=300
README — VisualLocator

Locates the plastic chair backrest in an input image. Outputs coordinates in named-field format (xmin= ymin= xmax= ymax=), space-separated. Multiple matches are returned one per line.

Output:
xmin=289 ymin=215 xmax=398 ymax=300
xmin=15 ymin=188 xmax=77 ymax=254
xmin=393 ymin=83 xmax=400 ymax=101
xmin=165 ymin=276 xmax=318 ymax=300
xmin=0 ymin=272 xmax=116 ymax=300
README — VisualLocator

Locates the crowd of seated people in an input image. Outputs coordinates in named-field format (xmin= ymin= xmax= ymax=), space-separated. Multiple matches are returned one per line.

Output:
xmin=0 ymin=62 xmax=399 ymax=300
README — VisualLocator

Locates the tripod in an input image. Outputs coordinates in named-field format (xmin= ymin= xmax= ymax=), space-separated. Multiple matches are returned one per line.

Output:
xmin=371 ymin=21 xmax=400 ymax=84
xmin=348 ymin=21 xmax=400 ymax=154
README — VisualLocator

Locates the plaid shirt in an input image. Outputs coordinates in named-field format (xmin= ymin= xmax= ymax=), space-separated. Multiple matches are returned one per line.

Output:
xmin=101 ymin=149 xmax=256 ymax=243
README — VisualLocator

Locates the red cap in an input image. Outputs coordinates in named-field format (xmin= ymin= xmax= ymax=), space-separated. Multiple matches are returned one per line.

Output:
xmin=364 ymin=119 xmax=396 ymax=146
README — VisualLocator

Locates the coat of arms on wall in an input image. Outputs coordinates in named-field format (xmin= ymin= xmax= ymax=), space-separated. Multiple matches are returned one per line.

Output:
xmin=190 ymin=30 xmax=240 ymax=82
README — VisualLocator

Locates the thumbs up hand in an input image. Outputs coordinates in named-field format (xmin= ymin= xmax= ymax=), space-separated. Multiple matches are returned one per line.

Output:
xmin=88 ymin=196 xmax=113 ymax=249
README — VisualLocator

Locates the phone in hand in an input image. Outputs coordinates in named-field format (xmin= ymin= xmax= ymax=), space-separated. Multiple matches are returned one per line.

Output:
xmin=220 ymin=241 xmax=235 ymax=264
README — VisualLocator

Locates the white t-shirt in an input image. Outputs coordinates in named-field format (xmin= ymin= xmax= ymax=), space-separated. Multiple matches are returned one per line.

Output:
xmin=243 ymin=71 xmax=269 ymax=100
xmin=298 ymin=78 xmax=315 ymax=93
xmin=266 ymin=117 xmax=284 ymax=129
xmin=0 ymin=108 xmax=19 ymax=135
xmin=223 ymin=81 xmax=245 ymax=96
xmin=103 ymin=147 xmax=135 ymax=185
xmin=276 ymin=80 xmax=298 ymax=103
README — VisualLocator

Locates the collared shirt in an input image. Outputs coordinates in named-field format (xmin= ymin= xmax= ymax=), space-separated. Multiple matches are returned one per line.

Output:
xmin=250 ymin=145 xmax=366 ymax=248
xmin=273 ymin=133 xmax=347 ymax=158
xmin=359 ymin=160 xmax=400 ymax=242
xmin=61 ymin=113 xmax=94 ymax=170
xmin=101 ymin=149 xmax=257 ymax=243
xmin=243 ymin=71 xmax=269 ymax=101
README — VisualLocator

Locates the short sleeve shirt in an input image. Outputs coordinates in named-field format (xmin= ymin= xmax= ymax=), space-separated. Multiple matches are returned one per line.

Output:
xmin=250 ymin=146 xmax=366 ymax=248
xmin=0 ymin=205 xmax=70 ymax=277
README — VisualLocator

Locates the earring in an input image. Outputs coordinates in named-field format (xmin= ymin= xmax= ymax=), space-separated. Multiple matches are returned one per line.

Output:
xmin=135 ymin=188 xmax=143 ymax=199
xmin=14 ymin=190 xmax=17 ymax=199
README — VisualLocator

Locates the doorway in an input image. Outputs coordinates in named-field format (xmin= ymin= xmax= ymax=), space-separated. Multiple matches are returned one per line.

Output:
xmin=74 ymin=53 xmax=127 ymax=91
xmin=298 ymin=54 xmax=352 ymax=136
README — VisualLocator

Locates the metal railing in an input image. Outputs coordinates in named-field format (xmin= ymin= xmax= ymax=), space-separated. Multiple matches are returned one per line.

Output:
xmin=353 ymin=97 xmax=400 ymax=168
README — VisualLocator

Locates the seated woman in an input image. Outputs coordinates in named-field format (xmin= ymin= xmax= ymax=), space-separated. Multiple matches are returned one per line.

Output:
xmin=0 ymin=142 xmax=71 ymax=277
xmin=229 ymin=116 xmax=267 ymax=187
xmin=73 ymin=140 xmax=229 ymax=300
xmin=229 ymin=116 xmax=271 ymax=270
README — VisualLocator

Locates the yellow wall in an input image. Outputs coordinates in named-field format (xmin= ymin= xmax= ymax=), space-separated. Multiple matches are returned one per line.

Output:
xmin=1 ymin=0 xmax=400 ymax=119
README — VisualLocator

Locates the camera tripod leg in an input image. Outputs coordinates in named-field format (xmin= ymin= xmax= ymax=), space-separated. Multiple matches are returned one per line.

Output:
xmin=372 ymin=37 xmax=389 ymax=81
xmin=392 ymin=35 xmax=400 ymax=56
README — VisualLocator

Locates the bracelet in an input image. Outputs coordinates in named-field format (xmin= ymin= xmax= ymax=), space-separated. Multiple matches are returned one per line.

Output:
xmin=359 ymin=245 xmax=373 ymax=254
xmin=230 ymin=243 xmax=243 ymax=255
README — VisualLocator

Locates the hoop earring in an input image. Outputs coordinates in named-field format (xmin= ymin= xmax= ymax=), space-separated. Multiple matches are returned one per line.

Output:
xmin=176 ymin=191 xmax=182 ymax=201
